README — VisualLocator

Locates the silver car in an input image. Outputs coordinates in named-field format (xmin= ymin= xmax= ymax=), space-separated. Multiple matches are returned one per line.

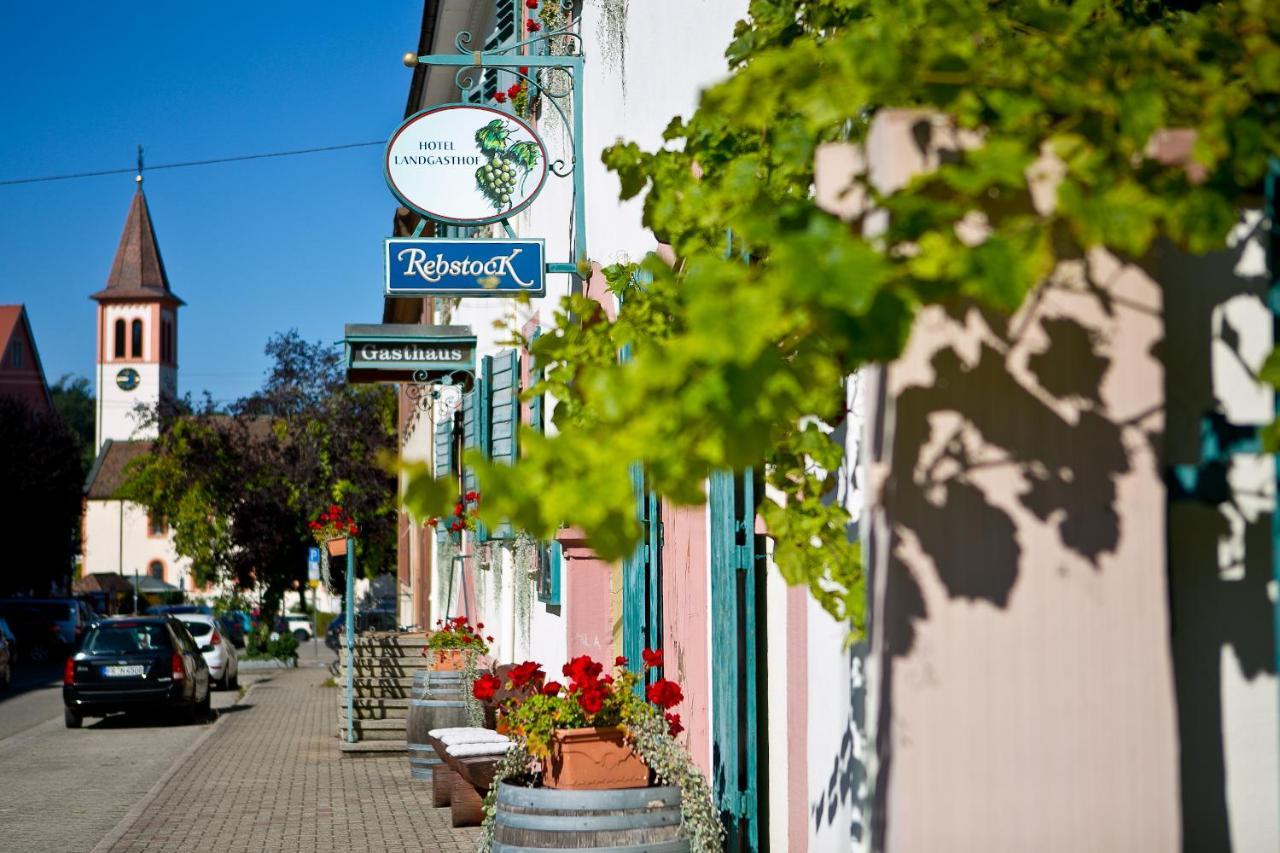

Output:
xmin=175 ymin=614 xmax=239 ymax=690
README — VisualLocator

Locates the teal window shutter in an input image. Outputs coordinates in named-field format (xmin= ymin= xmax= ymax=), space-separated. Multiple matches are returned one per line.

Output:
xmin=488 ymin=349 xmax=519 ymax=539
xmin=463 ymin=356 xmax=492 ymax=541
xmin=537 ymin=541 xmax=561 ymax=606
xmin=433 ymin=414 xmax=455 ymax=544
xmin=490 ymin=349 xmax=519 ymax=465
xmin=468 ymin=0 xmax=517 ymax=103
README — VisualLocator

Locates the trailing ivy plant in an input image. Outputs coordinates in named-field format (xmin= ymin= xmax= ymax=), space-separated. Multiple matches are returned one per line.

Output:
xmin=405 ymin=0 xmax=1280 ymax=640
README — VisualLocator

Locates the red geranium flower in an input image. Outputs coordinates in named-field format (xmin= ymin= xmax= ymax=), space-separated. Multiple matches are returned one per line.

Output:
xmin=525 ymin=0 xmax=537 ymax=8
xmin=494 ymin=92 xmax=507 ymax=104
xmin=525 ymin=20 xmax=541 ymax=32
xmin=541 ymin=680 xmax=562 ymax=696
xmin=519 ymin=66 xmax=529 ymax=75
xmin=578 ymin=687 xmax=604 ymax=715
xmin=507 ymin=83 xmax=522 ymax=99
xmin=665 ymin=712 xmax=683 ymax=736
xmin=509 ymin=660 xmax=544 ymax=690
xmin=476 ymin=622 xmax=484 ymax=630
xmin=646 ymin=678 xmax=683 ymax=710
xmin=641 ymin=648 xmax=664 ymax=669
xmin=562 ymin=655 xmax=603 ymax=686
xmin=614 ymin=655 xmax=628 ymax=667
xmin=465 ymin=490 xmax=478 ymax=501
xmin=472 ymin=673 xmax=501 ymax=701
xmin=486 ymin=635 xmax=494 ymax=642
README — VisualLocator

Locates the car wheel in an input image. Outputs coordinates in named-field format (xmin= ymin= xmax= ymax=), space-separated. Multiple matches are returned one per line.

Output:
xmin=197 ymin=689 xmax=212 ymax=721
xmin=228 ymin=671 xmax=239 ymax=690
xmin=64 ymin=708 xmax=82 ymax=729
xmin=293 ymin=629 xmax=309 ymax=643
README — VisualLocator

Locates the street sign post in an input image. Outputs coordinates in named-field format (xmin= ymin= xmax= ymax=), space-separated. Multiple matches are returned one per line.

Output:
xmin=385 ymin=237 xmax=545 ymax=297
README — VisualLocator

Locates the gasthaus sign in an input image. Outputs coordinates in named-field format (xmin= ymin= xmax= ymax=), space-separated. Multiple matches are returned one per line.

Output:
xmin=385 ymin=104 xmax=549 ymax=226
xmin=385 ymin=237 xmax=545 ymax=297
xmin=343 ymin=324 xmax=477 ymax=385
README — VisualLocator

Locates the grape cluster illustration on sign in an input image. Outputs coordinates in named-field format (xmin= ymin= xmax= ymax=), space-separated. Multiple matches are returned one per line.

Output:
xmin=473 ymin=119 xmax=541 ymax=211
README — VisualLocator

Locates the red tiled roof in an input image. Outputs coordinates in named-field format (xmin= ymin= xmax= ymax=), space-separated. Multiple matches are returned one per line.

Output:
xmin=90 ymin=188 xmax=184 ymax=304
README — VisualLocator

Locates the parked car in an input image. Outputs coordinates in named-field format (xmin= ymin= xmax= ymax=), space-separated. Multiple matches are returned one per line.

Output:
xmin=62 ymin=616 xmax=211 ymax=728
xmin=175 ymin=614 xmax=239 ymax=690
xmin=323 ymin=609 xmax=397 ymax=652
xmin=146 ymin=604 xmax=212 ymax=616
xmin=0 ymin=598 xmax=94 ymax=662
xmin=274 ymin=615 xmax=314 ymax=642
xmin=217 ymin=613 xmax=247 ymax=649
xmin=0 ymin=616 xmax=17 ymax=666
xmin=0 ymin=620 xmax=11 ymax=689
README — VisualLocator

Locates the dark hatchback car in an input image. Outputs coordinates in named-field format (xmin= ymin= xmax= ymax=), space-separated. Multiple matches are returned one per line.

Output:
xmin=63 ymin=616 xmax=211 ymax=728
xmin=324 ymin=609 xmax=397 ymax=652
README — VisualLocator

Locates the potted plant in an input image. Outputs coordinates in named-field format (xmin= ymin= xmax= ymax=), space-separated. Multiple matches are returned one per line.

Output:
xmin=474 ymin=649 xmax=684 ymax=790
xmin=424 ymin=615 xmax=491 ymax=671
xmin=309 ymin=504 xmax=358 ymax=557
xmin=426 ymin=490 xmax=481 ymax=539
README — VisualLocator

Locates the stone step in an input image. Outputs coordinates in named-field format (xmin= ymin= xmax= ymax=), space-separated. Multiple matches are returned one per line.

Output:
xmin=339 ymin=698 xmax=411 ymax=720
xmin=338 ymin=719 xmax=407 ymax=741
xmin=339 ymin=739 xmax=408 ymax=755
xmin=338 ymin=660 xmax=435 ymax=677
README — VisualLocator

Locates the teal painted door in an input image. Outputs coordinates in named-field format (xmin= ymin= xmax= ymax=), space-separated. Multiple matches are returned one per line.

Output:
xmin=623 ymin=466 xmax=663 ymax=682
xmin=710 ymin=468 xmax=768 ymax=852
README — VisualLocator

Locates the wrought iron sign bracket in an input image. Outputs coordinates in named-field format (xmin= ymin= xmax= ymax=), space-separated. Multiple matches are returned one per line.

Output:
xmin=407 ymin=2 xmax=587 ymax=280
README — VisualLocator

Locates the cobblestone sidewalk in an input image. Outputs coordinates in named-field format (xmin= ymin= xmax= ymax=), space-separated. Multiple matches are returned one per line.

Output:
xmin=95 ymin=667 xmax=479 ymax=853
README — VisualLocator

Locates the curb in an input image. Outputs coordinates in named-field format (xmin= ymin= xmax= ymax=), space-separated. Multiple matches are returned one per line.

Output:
xmin=88 ymin=677 xmax=266 ymax=853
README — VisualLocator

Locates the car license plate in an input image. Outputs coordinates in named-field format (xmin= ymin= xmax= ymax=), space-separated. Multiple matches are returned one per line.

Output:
xmin=102 ymin=665 xmax=145 ymax=677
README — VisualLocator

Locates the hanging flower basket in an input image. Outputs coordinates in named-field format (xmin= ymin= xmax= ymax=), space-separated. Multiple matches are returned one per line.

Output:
xmin=310 ymin=504 xmax=359 ymax=556
xmin=326 ymin=537 xmax=348 ymax=558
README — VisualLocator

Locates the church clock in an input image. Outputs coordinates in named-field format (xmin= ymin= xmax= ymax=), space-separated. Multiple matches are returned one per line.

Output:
xmin=115 ymin=367 xmax=140 ymax=391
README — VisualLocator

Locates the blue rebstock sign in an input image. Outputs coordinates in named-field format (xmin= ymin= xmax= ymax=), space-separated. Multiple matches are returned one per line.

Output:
xmin=384 ymin=237 xmax=545 ymax=297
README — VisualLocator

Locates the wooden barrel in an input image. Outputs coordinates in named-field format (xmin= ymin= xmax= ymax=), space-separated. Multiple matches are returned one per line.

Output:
xmin=492 ymin=782 xmax=690 ymax=851
xmin=406 ymin=669 xmax=469 ymax=780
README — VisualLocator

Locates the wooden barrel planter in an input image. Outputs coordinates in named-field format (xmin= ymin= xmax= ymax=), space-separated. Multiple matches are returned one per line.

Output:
xmin=492 ymin=782 xmax=690 ymax=851
xmin=406 ymin=669 xmax=469 ymax=781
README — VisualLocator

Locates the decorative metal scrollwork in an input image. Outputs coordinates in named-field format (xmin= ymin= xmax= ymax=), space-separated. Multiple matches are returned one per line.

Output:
xmin=404 ymin=370 xmax=474 ymax=420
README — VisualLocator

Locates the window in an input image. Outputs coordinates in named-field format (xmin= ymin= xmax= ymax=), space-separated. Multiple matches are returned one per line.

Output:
xmin=131 ymin=319 xmax=143 ymax=358
xmin=148 ymin=514 xmax=167 ymax=536
xmin=7 ymin=341 xmax=22 ymax=368
xmin=148 ymin=560 xmax=164 ymax=580
xmin=114 ymin=319 xmax=126 ymax=358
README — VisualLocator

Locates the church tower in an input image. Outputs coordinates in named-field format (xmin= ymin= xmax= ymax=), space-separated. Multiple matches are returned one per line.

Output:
xmin=90 ymin=177 xmax=183 ymax=450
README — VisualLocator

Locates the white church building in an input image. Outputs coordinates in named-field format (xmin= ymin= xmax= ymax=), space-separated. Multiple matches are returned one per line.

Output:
xmin=81 ymin=181 xmax=195 ymax=597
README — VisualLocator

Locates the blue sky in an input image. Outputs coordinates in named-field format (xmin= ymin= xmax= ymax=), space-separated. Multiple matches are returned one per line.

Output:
xmin=0 ymin=2 xmax=425 ymax=405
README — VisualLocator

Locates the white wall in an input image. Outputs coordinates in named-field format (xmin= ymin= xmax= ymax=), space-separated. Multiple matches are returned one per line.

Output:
xmin=83 ymin=499 xmax=193 ymax=592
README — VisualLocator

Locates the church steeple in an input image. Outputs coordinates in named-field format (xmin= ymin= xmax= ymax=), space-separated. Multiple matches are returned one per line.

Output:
xmin=90 ymin=186 xmax=183 ymax=305
xmin=91 ymin=181 xmax=183 ymax=450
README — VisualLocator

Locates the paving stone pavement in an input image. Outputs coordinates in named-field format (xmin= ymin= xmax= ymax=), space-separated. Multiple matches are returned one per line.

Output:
xmin=95 ymin=667 xmax=480 ymax=853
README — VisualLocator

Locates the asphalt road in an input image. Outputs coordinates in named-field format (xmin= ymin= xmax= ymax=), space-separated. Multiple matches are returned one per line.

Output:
xmin=0 ymin=658 xmax=250 ymax=853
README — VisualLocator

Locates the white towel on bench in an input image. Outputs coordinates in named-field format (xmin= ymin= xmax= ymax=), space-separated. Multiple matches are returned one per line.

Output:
xmin=447 ymin=741 xmax=513 ymax=758
xmin=428 ymin=727 xmax=509 ymax=745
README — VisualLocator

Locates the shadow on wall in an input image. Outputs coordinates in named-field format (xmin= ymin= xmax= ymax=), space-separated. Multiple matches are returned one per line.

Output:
xmin=1161 ymin=218 xmax=1278 ymax=852
xmin=870 ymin=250 xmax=1160 ymax=847
xmin=810 ymin=642 xmax=869 ymax=845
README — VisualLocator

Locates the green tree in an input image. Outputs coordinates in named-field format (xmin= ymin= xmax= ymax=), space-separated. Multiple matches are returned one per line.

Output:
xmin=120 ymin=332 xmax=398 ymax=617
xmin=404 ymin=0 xmax=1280 ymax=639
xmin=0 ymin=397 xmax=84 ymax=595
xmin=50 ymin=374 xmax=95 ymax=477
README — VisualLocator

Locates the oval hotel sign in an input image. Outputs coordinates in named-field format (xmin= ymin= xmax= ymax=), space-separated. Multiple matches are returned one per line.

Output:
xmin=385 ymin=104 xmax=549 ymax=226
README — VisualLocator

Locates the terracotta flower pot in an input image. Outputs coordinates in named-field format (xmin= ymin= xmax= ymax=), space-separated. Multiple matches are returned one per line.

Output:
xmin=427 ymin=648 xmax=466 ymax=671
xmin=542 ymin=726 xmax=650 ymax=790
xmin=326 ymin=538 xmax=347 ymax=558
